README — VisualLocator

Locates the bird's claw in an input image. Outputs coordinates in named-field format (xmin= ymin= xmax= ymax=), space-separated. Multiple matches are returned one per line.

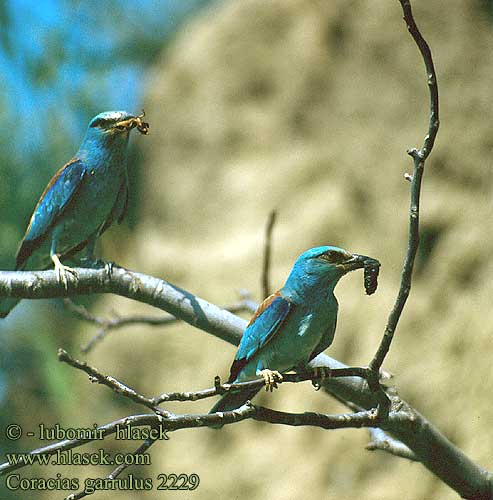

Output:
xmin=312 ymin=366 xmax=331 ymax=390
xmin=79 ymin=258 xmax=114 ymax=276
xmin=104 ymin=260 xmax=114 ymax=277
xmin=51 ymin=254 xmax=78 ymax=290
xmin=259 ymin=369 xmax=283 ymax=392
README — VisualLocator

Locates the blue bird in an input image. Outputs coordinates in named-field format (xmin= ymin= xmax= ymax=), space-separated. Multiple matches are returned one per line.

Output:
xmin=0 ymin=111 xmax=149 ymax=318
xmin=210 ymin=246 xmax=367 ymax=414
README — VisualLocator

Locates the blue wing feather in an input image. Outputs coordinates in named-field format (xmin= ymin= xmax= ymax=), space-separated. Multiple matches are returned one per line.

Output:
xmin=228 ymin=293 xmax=292 ymax=382
xmin=16 ymin=159 xmax=86 ymax=268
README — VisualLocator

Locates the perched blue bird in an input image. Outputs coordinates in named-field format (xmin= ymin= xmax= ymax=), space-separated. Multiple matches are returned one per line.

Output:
xmin=0 ymin=111 xmax=149 ymax=318
xmin=210 ymin=246 xmax=367 ymax=414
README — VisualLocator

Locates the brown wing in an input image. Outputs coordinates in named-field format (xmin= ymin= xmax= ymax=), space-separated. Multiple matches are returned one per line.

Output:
xmin=247 ymin=290 xmax=282 ymax=327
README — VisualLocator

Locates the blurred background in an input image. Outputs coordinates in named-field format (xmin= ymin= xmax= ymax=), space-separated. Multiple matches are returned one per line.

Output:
xmin=1 ymin=0 xmax=492 ymax=499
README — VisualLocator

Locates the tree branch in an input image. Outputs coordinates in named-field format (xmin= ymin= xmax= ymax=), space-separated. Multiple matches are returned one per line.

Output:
xmin=66 ymin=437 xmax=159 ymax=500
xmin=0 ymin=402 xmax=380 ymax=478
xmin=261 ymin=209 xmax=277 ymax=298
xmin=369 ymin=0 xmax=440 ymax=372
xmin=57 ymin=349 xmax=172 ymax=417
xmin=63 ymin=293 xmax=257 ymax=353
xmin=366 ymin=428 xmax=418 ymax=461
xmin=0 ymin=265 xmax=246 ymax=345
xmin=58 ymin=348 xmax=369 ymax=407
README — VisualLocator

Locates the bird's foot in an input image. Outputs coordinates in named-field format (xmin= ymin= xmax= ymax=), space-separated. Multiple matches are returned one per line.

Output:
xmin=259 ymin=369 xmax=283 ymax=392
xmin=312 ymin=366 xmax=332 ymax=391
xmin=103 ymin=260 xmax=114 ymax=277
xmin=79 ymin=258 xmax=115 ymax=277
xmin=51 ymin=254 xmax=78 ymax=289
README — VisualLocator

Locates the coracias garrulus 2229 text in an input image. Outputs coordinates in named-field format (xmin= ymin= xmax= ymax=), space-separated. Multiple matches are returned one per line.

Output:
xmin=210 ymin=246 xmax=371 ymax=414
xmin=0 ymin=111 xmax=149 ymax=318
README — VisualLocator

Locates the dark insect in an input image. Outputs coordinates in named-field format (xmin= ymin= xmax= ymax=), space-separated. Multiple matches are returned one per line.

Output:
xmin=135 ymin=111 xmax=150 ymax=135
xmin=363 ymin=258 xmax=380 ymax=295
xmin=117 ymin=111 xmax=149 ymax=135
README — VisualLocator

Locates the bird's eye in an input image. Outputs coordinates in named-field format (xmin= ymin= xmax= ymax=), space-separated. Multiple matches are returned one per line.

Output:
xmin=115 ymin=125 xmax=126 ymax=131
xmin=319 ymin=251 xmax=343 ymax=263
xmin=90 ymin=118 xmax=106 ymax=128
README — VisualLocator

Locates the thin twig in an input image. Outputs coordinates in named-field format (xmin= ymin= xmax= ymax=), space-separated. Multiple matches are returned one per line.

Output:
xmin=108 ymin=438 xmax=157 ymax=479
xmin=0 ymin=404 xmax=375 ymax=477
xmin=0 ymin=404 xmax=406 ymax=478
xmin=66 ymin=438 xmax=159 ymax=500
xmin=0 ymin=414 xmax=164 ymax=475
xmin=366 ymin=428 xmax=418 ymax=462
xmin=152 ymin=366 xmax=370 ymax=405
xmin=63 ymin=296 xmax=257 ymax=353
xmin=369 ymin=0 xmax=439 ymax=373
xmin=261 ymin=209 xmax=277 ymax=298
xmin=59 ymin=347 xmax=370 ymax=407
xmin=328 ymin=383 xmax=414 ymax=462
xmin=58 ymin=349 xmax=172 ymax=417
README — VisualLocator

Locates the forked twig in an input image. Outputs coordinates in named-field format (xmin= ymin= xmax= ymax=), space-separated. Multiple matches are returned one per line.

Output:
xmin=369 ymin=0 xmax=439 ymax=373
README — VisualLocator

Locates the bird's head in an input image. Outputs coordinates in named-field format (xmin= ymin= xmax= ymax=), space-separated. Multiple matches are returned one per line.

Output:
xmin=78 ymin=111 xmax=149 ymax=160
xmin=283 ymin=246 xmax=367 ymax=301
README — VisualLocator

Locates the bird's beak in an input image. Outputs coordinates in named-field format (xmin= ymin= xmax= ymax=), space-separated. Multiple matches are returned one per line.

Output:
xmin=115 ymin=111 xmax=150 ymax=135
xmin=338 ymin=254 xmax=366 ymax=274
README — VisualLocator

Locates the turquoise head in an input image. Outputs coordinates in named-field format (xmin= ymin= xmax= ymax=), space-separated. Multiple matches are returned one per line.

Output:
xmin=282 ymin=246 xmax=366 ymax=302
xmin=77 ymin=111 xmax=148 ymax=162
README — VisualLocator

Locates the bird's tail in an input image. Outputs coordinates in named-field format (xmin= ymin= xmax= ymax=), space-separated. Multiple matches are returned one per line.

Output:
xmin=209 ymin=386 xmax=261 ymax=417
xmin=0 ymin=298 xmax=20 ymax=319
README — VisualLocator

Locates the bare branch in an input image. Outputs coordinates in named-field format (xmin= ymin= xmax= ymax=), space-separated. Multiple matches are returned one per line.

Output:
xmin=152 ymin=366 xmax=370 ymax=405
xmin=66 ymin=438 xmax=159 ymax=500
xmin=6 ymin=402 xmax=383 ymax=479
xmin=57 ymin=349 xmax=172 ymax=417
xmin=366 ymin=428 xmax=418 ymax=461
xmin=62 ymin=296 xmax=257 ymax=353
xmin=261 ymin=209 xmax=277 ymax=298
xmin=400 ymin=0 xmax=440 ymax=159
xmin=58 ymin=348 xmax=370 ymax=408
xmin=0 ymin=414 xmax=164 ymax=475
xmin=369 ymin=0 xmax=440 ymax=373
xmin=327 ymin=388 xmax=415 ymax=462
xmin=0 ymin=265 xmax=247 ymax=345
xmin=311 ymin=355 xmax=492 ymax=500
xmin=252 ymin=405 xmax=379 ymax=429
